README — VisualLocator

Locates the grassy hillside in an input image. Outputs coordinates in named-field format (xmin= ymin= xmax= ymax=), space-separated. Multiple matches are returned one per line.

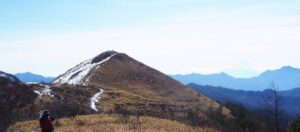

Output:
xmin=87 ymin=52 xmax=230 ymax=118
xmin=2 ymin=51 xmax=231 ymax=131
xmin=7 ymin=114 xmax=216 ymax=132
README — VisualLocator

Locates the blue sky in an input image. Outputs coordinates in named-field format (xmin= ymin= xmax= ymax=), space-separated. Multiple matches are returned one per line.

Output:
xmin=1 ymin=0 xmax=300 ymax=77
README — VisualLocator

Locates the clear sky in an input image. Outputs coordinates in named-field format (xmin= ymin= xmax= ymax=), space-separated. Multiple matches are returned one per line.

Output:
xmin=0 ymin=0 xmax=300 ymax=77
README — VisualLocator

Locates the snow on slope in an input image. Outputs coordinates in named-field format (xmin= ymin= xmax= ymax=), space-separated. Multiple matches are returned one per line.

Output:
xmin=33 ymin=84 xmax=54 ymax=98
xmin=0 ymin=73 xmax=8 ymax=78
xmin=53 ymin=53 xmax=117 ymax=85
xmin=90 ymin=88 xmax=104 ymax=112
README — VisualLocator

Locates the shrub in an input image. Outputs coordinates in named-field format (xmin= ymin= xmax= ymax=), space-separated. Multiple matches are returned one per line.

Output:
xmin=289 ymin=116 xmax=300 ymax=132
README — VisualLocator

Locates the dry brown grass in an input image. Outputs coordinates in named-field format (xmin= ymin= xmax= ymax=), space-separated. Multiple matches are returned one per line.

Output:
xmin=7 ymin=114 xmax=218 ymax=132
xmin=87 ymin=53 xmax=231 ymax=118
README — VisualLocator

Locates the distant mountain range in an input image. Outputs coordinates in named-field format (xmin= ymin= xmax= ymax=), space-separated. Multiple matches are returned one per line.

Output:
xmin=14 ymin=72 xmax=54 ymax=83
xmin=171 ymin=66 xmax=300 ymax=91
xmin=188 ymin=83 xmax=300 ymax=116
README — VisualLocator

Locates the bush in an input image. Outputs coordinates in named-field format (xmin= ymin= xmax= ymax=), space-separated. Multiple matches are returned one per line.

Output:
xmin=206 ymin=104 xmax=261 ymax=132
xmin=289 ymin=116 xmax=300 ymax=132
xmin=224 ymin=103 xmax=260 ymax=132
xmin=115 ymin=105 xmax=130 ymax=124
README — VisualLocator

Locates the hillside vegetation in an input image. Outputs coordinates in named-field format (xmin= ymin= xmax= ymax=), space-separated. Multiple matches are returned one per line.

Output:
xmin=7 ymin=114 xmax=216 ymax=132
xmin=1 ymin=51 xmax=231 ymax=131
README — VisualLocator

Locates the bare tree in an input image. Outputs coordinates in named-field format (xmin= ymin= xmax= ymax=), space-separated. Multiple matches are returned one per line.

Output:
xmin=262 ymin=82 xmax=282 ymax=132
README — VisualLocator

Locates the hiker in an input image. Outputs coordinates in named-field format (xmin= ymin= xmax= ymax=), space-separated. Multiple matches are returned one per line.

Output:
xmin=39 ymin=110 xmax=55 ymax=132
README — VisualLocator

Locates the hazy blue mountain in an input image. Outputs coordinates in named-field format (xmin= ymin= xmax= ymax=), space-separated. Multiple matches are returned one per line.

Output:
xmin=279 ymin=87 xmax=300 ymax=97
xmin=171 ymin=66 xmax=300 ymax=90
xmin=188 ymin=83 xmax=300 ymax=116
xmin=15 ymin=72 xmax=54 ymax=83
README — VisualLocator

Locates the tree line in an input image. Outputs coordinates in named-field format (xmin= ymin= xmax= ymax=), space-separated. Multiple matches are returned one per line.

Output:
xmin=186 ymin=82 xmax=300 ymax=132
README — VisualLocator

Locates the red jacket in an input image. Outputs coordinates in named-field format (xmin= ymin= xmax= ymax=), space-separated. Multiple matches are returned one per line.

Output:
xmin=39 ymin=115 xmax=54 ymax=130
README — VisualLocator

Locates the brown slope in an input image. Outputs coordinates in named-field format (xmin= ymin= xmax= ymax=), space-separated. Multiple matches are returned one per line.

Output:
xmin=84 ymin=52 xmax=230 ymax=118
xmin=0 ymin=82 xmax=102 ymax=131
xmin=0 ymin=72 xmax=99 ymax=131
xmin=0 ymin=51 xmax=231 ymax=131
xmin=0 ymin=74 xmax=36 ymax=131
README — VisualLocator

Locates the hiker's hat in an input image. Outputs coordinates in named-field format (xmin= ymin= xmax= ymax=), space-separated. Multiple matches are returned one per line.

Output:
xmin=43 ymin=110 xmax=50 ymax=115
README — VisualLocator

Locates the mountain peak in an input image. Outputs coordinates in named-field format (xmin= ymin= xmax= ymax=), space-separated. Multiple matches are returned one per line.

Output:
xmin=53 ymin=51 xmax=119 ymax=85
xmin=208 ymin=72 xmax=233 ymax=78
xmin=91 ymin=50 xmax=119 ymax=64
xmin=52 ymin=51 xmax=229 ymax=121
xmin=280 ymin=65 xmax=298 ymax=71
xmin=261 ymin=65 xmax=299 ymax=74
xmin=219 ymin=72 xmax=231 ymax=76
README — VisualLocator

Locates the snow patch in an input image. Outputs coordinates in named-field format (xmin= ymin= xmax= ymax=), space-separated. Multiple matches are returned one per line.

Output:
xmin=53 ymin=53 xmax=117 ymax=85
xmin=90 ymin=89 xmax=104 ymax=112
xmin=33 ymin=84 xmax=54 ymax=98
xmin=27 ymin=82 xmax=40 ymax=84
xmin=0 ymin=73 xmax=7 ymax=78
